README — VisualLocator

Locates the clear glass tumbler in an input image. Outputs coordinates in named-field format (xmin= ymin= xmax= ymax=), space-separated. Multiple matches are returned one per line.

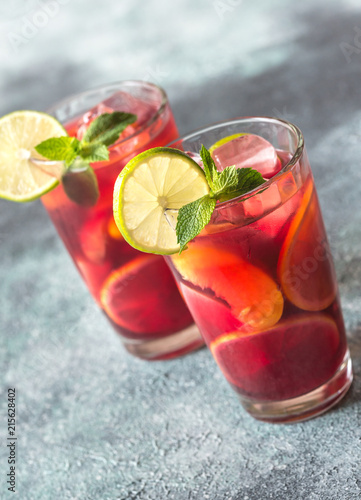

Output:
xmin=41 ymin=81 xmax=202 ymax=360
xmin=165 ymin=117 xmax=353 ymax=422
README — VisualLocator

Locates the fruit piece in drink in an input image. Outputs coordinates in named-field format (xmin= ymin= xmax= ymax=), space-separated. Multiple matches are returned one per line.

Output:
xmin=278 ymin=179 xmax=337 ymax=311
xmin=100 ymin=254 xmax=193 ymax=337
xmin=211 ymin=314 xmax=341 ymax=400
xmin=172 ymin=243 xmax=284 ymax=331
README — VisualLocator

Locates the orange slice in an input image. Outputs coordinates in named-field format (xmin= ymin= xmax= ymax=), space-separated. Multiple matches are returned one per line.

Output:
xmin=211 ymin=330 xmax=275 ymax=383
xmin=100 ymin=255 xmax=193 ymax=336
xmin=107 ymin=216 xmax=124 ymax=240
xmin=179 ymin=281 xmax=243 ymax=344
xmin=211 ymin=314 xmax=341 ymax=399
xmin=278 ymin=180 xmax=337 ymax=311
xmin=172 ymin=243 xmax=283 ymax=331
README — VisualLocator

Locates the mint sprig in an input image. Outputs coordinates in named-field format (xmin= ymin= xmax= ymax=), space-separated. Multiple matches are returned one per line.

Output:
xmin=176 ymin=196 xmax=217 ymax=252
xmin=34 ymin=136 xmax=80 ymax=166
xmin=34 ymin=111 xmax=136 ymax=206
xmin=82 ymin=111 xmax=136 ymax=147
xmin=78 ymin=143 xmax=109 ymax=163
xmin=35 ymin=112 xmax=136 ymax=165
xmin=176 ymin=145 xmax=265 ymax=252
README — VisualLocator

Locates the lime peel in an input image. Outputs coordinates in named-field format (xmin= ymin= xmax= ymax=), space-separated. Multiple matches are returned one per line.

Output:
xmin=113 ymin=147 xmax=210 ymax=255
xmin=209 ymin=133 xmax=247 ymax=154
xmin=0 ymin=110 xmax=66 ymax=202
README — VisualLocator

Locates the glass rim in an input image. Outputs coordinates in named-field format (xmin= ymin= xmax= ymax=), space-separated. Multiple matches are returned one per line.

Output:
xmin=167 ymin=116 xmax=304 ymax=209
xmin=46 ymin=80 xmax=169 ymax=149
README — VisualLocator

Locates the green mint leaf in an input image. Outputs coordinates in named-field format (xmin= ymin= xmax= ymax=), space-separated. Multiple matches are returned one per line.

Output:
xmin=212 ymin=164 xmax=238 ymax=194
xmin=200 ymin=144 xmax=219 ymax=190
xmin=235 ymin=167 xmax=265 ymax=192
xmin=175 ymin=146 xmax=267 ymax=252
xmin=176 ymin=195 xmax=216 ymax=252
xmin=217 ymin=167 xmax=265 ymax=202
xmin=62 ymin=157 xmax=99 ymax=207
xmin=79 ymin=143 xmax=109 ymax=163
xmin=82 ymin=112 xmax=137 ymax=147
xmin=35 ymin=137 xmax=80 ymax=166
xmin=33 ymin=111 xmax=136 ymax=206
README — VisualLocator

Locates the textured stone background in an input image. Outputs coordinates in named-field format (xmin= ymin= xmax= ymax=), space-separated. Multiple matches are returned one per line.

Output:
xmin=1 ymin=0 xmax=361 ymax=499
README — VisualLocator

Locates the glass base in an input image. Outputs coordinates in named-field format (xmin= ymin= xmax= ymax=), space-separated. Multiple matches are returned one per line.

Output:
xmin=122 ymin=324 xmax=204 ymax=361
xmin=240 ymin=350 xmax=353 ymax=423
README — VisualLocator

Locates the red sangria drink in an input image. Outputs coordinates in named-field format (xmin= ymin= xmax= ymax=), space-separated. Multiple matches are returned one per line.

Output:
xmin=41 ymin=82 xmax=201 ymax=360
xmin=161 ymin=118 xmax=352 ymax=422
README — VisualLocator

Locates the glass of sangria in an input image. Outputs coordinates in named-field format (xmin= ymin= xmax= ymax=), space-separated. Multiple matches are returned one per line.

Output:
xmin=41 ymin=81 xmax=202 ymax=360
xmin=164 ymin=117 xmax=353 ymax=422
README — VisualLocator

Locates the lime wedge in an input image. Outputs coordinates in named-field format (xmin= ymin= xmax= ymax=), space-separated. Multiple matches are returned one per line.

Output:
xmin=0 ymin=110 xmax=66 ymax=202
xmin=209 ymin=133 xmax=247 ymax=154
xmin=113 ymin=147 xmax=210 ymax=255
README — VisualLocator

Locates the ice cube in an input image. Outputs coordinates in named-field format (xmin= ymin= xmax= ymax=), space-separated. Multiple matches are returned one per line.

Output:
xmin=76 ymin=91 xmax=155 ymax=141
xmin=102 ymin=91 xmax=139 ymax=112
xmin=76 ymin=102 xmax=114 ymax=140
xmin=103 ymin=91 xmax=154 ymax=127
xmin=82 ymin=103 xmax=113 ymax=124
xmin=212 ymin=134 xmax=282 ymax=179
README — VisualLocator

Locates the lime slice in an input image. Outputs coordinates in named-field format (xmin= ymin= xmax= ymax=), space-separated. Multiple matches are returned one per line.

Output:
xmin=208 ymin=133 xmax=247 ymax=154
xmin=0 ymin=110 xmax=66 ymax=202
xmin=113 ymin=147 xmax=210 ymax=255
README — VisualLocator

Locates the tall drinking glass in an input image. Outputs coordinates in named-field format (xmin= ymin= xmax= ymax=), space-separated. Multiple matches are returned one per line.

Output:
xmin=165 ymin=117 xmax=352 ymax=422
xmin=41 ymin=81 xmax=202 ymax=360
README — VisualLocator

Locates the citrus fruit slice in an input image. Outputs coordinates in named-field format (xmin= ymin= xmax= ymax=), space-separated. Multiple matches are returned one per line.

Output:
xmin=0 ymin=110 xmax=66 ymax=202
xmin=208 ymin=133 xmax=246 ymax=154
xmin=100 ymin=255 xmax=193 ymax=336
xmin=113 ymin=147 xmax=210 ymax=255
xmin=107 ymin=216 xmax=124 ymax=240
xmin=179 ymin=281 xmax=243 ymax=343
xmin=171 ymin=243 xmax=284 ymax=331
xmin=210 ymin=314 xmax=341 ymax=400
xmin=278 ymin=180 xmax=337 ymax=311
